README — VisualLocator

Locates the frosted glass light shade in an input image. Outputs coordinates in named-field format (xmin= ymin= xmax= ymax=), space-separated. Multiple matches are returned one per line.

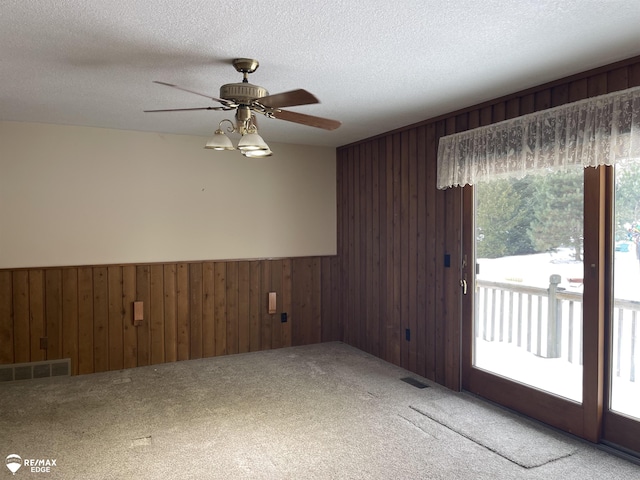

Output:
xmin=204 ymin=130 xmax=235 ymax=150
xmin=238 ymin=132 xmax=269 ymax=152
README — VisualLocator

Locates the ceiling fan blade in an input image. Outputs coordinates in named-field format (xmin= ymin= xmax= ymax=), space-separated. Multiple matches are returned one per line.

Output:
xmin=258 ymin=89 xmax=319 ymax=108
xmin=271 ymin=109 xmax=341 ymax=130
xmin=152 ymin=81 xmax=233 ymax=106
xmin=144 ymin=106 xmax=225 ymax=112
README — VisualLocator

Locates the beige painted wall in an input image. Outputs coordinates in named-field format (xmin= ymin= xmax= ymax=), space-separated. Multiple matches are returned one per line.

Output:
xmin=0 ymin=122 xmax=336 ymax=268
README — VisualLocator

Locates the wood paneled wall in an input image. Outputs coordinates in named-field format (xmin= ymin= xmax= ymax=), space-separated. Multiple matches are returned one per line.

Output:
xmin=336 ymin=56 xmax=640 ymax=391
xmin=336 ymin=123 xmax=461 ymax=389
xmin=0 ymin=257 xmax=341 ymax=374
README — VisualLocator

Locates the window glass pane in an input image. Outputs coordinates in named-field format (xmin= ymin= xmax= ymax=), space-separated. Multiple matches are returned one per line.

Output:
xmin=474 ymin=168 xmax=584 ymax=402
xmin=611 ymin=163 xmax=640 ymax=420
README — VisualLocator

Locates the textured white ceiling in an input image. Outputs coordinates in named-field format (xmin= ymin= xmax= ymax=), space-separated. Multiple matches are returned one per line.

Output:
xmin=2 ymin=1 xmax=640 ymax=148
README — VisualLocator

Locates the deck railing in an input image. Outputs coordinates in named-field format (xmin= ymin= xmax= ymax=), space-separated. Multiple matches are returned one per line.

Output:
xmin=476 ymin=276 xmax=638 ymax=382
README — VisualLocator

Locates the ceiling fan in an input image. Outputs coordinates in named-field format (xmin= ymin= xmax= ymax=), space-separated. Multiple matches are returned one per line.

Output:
xmin=145 ymin=58 xmax=341 ymax=156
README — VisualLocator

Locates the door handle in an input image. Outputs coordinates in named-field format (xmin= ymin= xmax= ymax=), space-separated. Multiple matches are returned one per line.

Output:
xmin=460 ymin=279 xmax=468 ymax=295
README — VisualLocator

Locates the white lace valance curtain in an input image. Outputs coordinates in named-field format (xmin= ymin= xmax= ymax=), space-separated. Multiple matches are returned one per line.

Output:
xmin=437 ymin=86 xmax=640 ymax=189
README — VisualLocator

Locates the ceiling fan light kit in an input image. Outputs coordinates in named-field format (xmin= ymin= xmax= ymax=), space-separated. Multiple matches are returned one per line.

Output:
xmin=204 ymin=118 xmax=271 ymax=157
xmin=145 ymin=58 xmax=341 ymax=157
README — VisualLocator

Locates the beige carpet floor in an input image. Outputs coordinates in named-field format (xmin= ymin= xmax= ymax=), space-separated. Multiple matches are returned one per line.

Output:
xmin=1 ymin=342 xmax=639 ymax=479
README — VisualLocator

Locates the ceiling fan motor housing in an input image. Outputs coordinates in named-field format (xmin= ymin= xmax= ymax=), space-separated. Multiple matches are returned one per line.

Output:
xmin=220 ymin=82 xmax=268 ymax=104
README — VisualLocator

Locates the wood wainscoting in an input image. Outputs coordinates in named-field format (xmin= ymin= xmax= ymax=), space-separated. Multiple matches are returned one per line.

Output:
xmin=0 ymin=257 xmax=341 ymax=375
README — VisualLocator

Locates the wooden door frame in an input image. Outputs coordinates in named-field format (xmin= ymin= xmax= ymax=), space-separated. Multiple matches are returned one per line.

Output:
xmin=582 ymin=166 xmax=607 ymax=442
xmin=444 ymin=186 xmax=464 ymax=392
xmin=461 ymin=185 xmax=474 ymax=390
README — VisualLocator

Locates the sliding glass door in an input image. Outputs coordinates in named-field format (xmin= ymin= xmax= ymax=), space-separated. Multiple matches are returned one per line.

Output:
xmin=611 ymin=161 xmax=640 ymax=420
xmin=463 ymin=167 xmax=588 ymax=436
xmin=603 ymin=163 xmax=640 ymax=452
xmin=463 ymin=165 xmax=640 ymax=450
xmin=450 ymin=86 xmax=640 ymax=452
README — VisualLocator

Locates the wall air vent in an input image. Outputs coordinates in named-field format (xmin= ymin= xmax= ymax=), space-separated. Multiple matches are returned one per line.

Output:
xmin=0 ymin=359 xmax=70 ymax=382
xmin=400 ymin=377 xmax=430 ymax=389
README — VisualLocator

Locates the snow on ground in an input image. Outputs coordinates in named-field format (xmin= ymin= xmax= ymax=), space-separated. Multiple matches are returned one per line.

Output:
xmin=477 ymin=247 xmax=640 ymax=301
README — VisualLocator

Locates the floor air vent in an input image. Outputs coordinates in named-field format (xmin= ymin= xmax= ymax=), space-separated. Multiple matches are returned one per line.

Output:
xmin=400 ymin=377 xmax=430 ymax=389
xmin=0 ymin=359 xmax=70 ymax=382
